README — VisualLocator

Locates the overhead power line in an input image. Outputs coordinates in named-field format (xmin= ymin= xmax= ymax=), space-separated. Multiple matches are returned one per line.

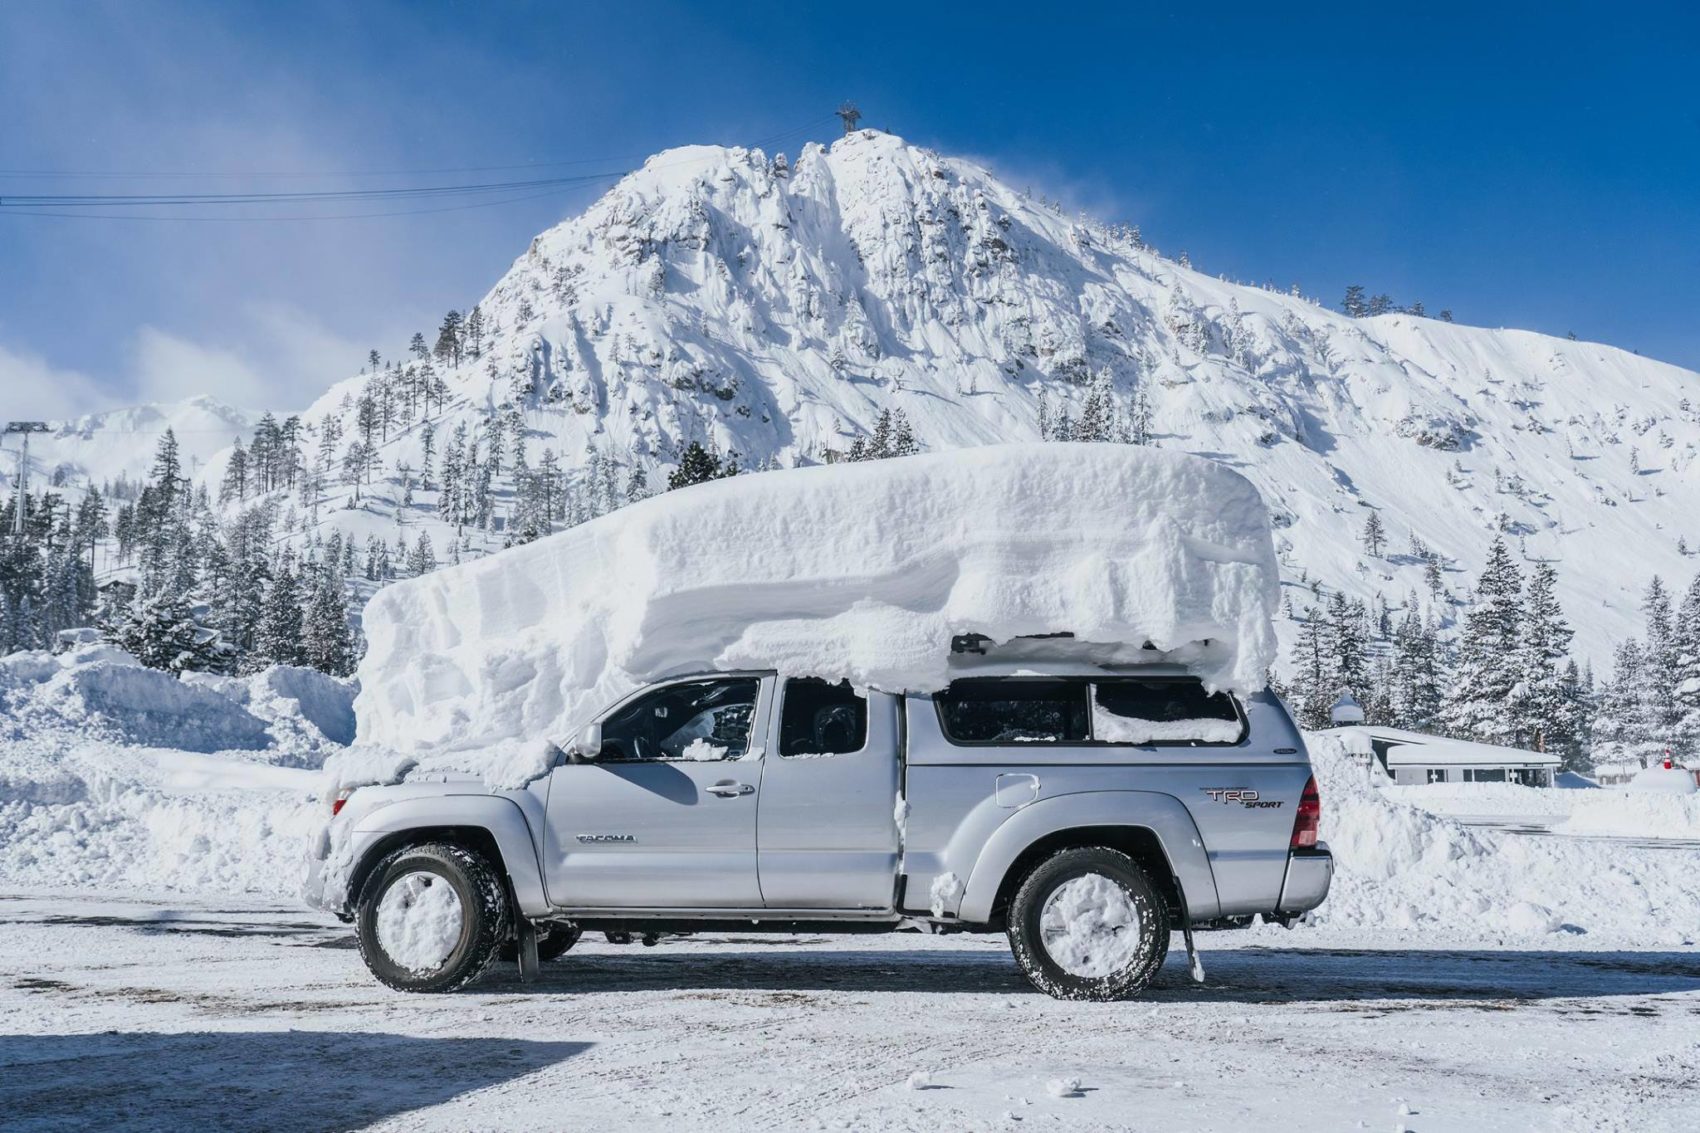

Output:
xmin=0 ymin=114 xmax=841 ymax=223
xmin=0 ymin=171 xmax=625 ymax=208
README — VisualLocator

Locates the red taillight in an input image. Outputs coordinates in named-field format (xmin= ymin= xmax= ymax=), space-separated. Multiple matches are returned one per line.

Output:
xmin=1291 ymin=775 xmax=1321 ymax=850
xmin=331 ymin=789 xmax=353 ymax=816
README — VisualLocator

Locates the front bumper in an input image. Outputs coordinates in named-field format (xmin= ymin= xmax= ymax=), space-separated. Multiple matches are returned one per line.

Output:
xmin=1276 ymin=844 xmax=1333 ymax=914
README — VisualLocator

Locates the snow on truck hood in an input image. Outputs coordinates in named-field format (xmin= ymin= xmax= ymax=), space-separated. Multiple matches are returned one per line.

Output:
xmin=352 ymin=443 xmax=1280 ymax=787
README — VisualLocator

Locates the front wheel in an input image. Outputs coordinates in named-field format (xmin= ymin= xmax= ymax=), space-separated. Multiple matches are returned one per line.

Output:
xmin=356 ymin=843 xmax=509 ymax=992
xmin=1006 ymin=847 xmax=1170 ymax=1001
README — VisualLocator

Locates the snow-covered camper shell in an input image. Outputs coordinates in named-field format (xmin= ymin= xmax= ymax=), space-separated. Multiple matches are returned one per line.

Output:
xmin=308 ymin=445 xmax=1331 ymax=1000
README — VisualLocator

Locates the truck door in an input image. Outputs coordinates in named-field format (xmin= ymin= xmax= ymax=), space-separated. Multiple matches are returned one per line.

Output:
xmin=755 ymin=679 xmax=901 ymax=909
xmin=542 ymin=675 xmax=770 ymax=908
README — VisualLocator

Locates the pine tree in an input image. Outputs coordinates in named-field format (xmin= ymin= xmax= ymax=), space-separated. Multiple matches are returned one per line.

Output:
xmin=1672 ymin=574 xmax=1700 ymax=757
xmin=1075 ymin=373 xmax=1116 ymax=442
xmin=1640 ymin=577 xmax=1682 ymax=747
xmin=466 ymin=305 xmax=485 ymax=360
xmin=1439 ymin=536 xmax=1524 ymax=743
xmin=1362 ymin=511 xmax=1386 ymax=558
xmin=1341 ymin=285 xmax=1368 ymax=318
xmin=220 ymin=440 xmax=249 ymax=504
xmin=434 ymin=310 xmax=465 ymax=367
xmin=668 ymin=442 xmax=723 ymax=489
xmin=301 ymin=568 xmax=355 ymax=676
xmin=1388 ymin=604 xmax=1445 ymax=730
xmin=1128 ymin=387 xmax=1154 ymax=446
xmin=1514 ymin=562 xmax=1576 ymax=753
xmin=254 ymin=565 xmax=304 ymax=667
xmin=406 ymin=533 xmax=437 ymax=576
xmin=1326 ymin=591 xmax=1370 ymax=700
xmin=103 ymin=589 xmax=227 ymax=674
xmin=1592 ymin=639 xmax=1658 ymax=767
xmin=1286 ymin=608 xmax=1333 ymax=730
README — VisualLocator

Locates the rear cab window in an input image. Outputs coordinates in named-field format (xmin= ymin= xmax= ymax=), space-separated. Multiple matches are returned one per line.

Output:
xmin=778 ymin=678 xmax=869 ymax=756
xmin=936 ymin=677 xmax=1245 ymax=747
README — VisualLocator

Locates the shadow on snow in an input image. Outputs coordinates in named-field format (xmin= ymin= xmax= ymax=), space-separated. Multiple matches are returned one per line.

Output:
xmin=472 ymin=940 xmax=1700 ymax=1004
xmin=0 ymin=1030 xmax=589 ymax=1133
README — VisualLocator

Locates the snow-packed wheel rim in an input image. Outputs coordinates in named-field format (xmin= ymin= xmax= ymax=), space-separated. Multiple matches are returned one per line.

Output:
xmin=1037 ymin=872 xmax=1143 ymax=978
xmin=373 ymin=870 xmax=466 ymax=975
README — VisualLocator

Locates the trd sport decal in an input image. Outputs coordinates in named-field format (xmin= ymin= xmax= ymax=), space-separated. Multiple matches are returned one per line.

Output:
xmin=1201 ymin=789 xmax=1285 ymax=809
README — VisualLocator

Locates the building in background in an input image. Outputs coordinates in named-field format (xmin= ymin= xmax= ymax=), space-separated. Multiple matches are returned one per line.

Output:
xmin=1331 ymin=725 xmax=1561 ymax=787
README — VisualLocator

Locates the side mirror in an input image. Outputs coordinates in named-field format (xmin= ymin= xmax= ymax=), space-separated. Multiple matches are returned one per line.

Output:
xmin=573 ymin=722 xmax=603 ymax=761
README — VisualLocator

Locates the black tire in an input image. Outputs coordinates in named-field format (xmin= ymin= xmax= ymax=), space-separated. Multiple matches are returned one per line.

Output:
xmin=498 ymin=924 xmax=582 ymax=963
xmin=356 ymin=843 xmax=509 ymax=993
xmin=1006 ymin=846 xmax=1170 ymax=1002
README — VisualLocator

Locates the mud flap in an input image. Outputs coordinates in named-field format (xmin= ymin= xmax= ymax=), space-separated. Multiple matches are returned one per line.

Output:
xmin=1172 ymin=878 xmax=1206 ymax=985
xmin=517 ymin=921 xmax=540 ymax=983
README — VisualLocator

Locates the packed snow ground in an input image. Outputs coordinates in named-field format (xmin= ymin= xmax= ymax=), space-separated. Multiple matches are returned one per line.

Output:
xmin=2 ymin=891 xmax=1698 ymax=1132
xmin=5 ymin=648 xmax=1700 ymax=1128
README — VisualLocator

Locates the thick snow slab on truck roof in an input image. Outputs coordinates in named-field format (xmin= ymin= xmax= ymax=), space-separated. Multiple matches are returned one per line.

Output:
xmin=354 ymin=444 xmax=1279 ymax=779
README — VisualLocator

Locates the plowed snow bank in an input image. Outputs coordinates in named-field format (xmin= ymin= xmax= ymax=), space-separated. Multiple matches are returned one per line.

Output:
xmin=1306 ymin=731 xmax=1700 ymax=944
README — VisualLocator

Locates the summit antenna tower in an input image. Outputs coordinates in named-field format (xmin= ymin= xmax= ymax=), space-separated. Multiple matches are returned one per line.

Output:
xmin=836 ymin=102 xmax=862 ymax=135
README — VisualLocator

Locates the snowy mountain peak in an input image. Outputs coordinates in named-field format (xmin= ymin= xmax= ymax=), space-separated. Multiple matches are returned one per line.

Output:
xmin=265 ymin=132 xmax=1699 ymax=674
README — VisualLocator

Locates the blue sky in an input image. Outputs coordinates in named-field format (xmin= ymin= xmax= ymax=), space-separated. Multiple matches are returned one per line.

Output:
xmin=3 ymin=0 xmax=1697 ymax=418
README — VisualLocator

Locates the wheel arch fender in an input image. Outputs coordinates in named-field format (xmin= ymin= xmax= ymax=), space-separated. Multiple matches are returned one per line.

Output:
xmin=348 ymin=795 xmax=549 ymax=918
xmin=957 ymin=791 xmax=1221 ymax=925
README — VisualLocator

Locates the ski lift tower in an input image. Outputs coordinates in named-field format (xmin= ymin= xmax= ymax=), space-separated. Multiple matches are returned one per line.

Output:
xmin=4 ymin=421 xmax=49 ymax=535
xmin=836 ymin=101 xmax=862 ymax=136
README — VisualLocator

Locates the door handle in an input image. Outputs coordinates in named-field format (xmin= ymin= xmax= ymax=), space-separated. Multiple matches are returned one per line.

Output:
xmin=707 ymin=780 xmax=754 ymax=798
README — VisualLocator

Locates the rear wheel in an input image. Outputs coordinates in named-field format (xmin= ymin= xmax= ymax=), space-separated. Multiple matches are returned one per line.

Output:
xmin=1006 ymin=846 xmax=1170 ymax=1001
xmin=356 ymin=843 xmax=508 ymax=992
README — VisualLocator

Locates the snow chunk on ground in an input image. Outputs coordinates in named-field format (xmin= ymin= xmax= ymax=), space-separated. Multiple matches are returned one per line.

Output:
xmin=929 ymin=871 xmax=964 ymax=918
xmin=355 ymin=445 xmax=1280 ymax=785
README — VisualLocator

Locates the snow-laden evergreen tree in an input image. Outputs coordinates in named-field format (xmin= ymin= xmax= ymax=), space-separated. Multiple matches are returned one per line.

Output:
xmin=1362 ymin=511 xmax=1386 ymax=558
xmin=406 ymin=533 xmax=437 ymax=576
xmin=301 ymin=566 xmax=356 ymax=676
xmin=220 ymin=440 xmax=249 ymax=504
xmin=668 ymin=442 xmax=724 ymax=489
xmin=1439 ymin=536 xmax=1524 ymax=744
xmin=1285 ymin=608 xmax=1332 ymax=729
xmin=102 ymin=588 xmax=227 ymax=674
xmin=1591 ymin=639 xmax=1659 ymax=767
xmin=253 ymin=565 xmax=304 ymax=668
xmin=1513 ymin=562 xmax=1577 ymax=755
xmin=1639 ymin=577 xmax=1683 ymax=746
xmin=1388 ymin=603 xmax=1445 ymax=730
xmin=1341 ymin=285 xmax=1368 ymax=318
xmin=1325 ymin=590 xmax=1370 ymax=701
xmin=1673 ymin=574 xmax=1700 ymax=756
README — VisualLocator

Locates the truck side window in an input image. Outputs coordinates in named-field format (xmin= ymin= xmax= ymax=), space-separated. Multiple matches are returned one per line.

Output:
xmin=935 ymin=679 xmax=1089 ymax=744
xmin=1090 ymin=679 xmax=1246 ymax=745
xmin=600 ymin=678 xmax=761 ymax=762
xmin=779 ymin=678 xmax=868 ymax=756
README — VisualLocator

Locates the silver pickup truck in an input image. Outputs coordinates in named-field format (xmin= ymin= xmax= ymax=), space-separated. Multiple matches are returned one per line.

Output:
xmin=308 ymin=661 xmax=1331 ymax=1001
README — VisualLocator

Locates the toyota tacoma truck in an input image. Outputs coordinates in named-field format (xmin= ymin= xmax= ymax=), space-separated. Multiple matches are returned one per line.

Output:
xmin=308 ymin=660 xmax=1331 ymax=1001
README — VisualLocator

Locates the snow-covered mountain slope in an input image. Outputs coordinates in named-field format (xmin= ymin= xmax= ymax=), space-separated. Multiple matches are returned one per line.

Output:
xmin=162 ymin=132 xmax=1700 ymax=669
xmin=1 ymin=395 xmax=256 ymax=494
